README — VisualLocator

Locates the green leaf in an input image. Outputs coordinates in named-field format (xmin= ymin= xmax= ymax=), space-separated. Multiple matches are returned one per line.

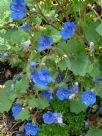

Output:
xmin=46 ymin=59 xmax=56 ymax=68
xmin=32 ymin=16 xmax=42 ymax=25
xmin=55 ymin=82 xmax=68 ymax=88
xmin=57 ymin=41 xmax=69 ymax=55
xmin=0 ymin=37 xmax=8 ymax=51
xmin=88 ymin=0 xmax=95 ymax=4
xmin=28 ymin=97 xmax=38 ymax=108
xmin=50 ymin=30 xmax=61 ymax=43
xmin=31 ymin=52 xmax=41 ymax=61
xmin=15 ymin=108 xmax=30 ymax=121
xmin=46 ymin=59 xmax=56 ymax=73
xmin=58 ymin=58 xmax=70 ymax=71
xmin=25 ymin=0 xmax=33 ymax=3
xmin=28 ymin=97 xmax=49 ymax=109
xmin=23 ymin=0 xmax=34 ymax=8
xmin=58 ymin=39 xmax=85 ymax=56
xmin=40 ymin=4 xmax=54 ymax=18
xmin=34 ymin=32 xmax=43 ymax=42
xmin=36 ymin=98 xmax=50 ymax=109
xmin=0 ymin=80 xmax=17 ymax=101
xmin=69 ymin=55 xmax=90 ymax=76
xmin=85 ymin=21 xmax=100 ymax=42
xmin=73 ymin=1 xmax=84 ymax=11
xmin=0 ymin=80 xmax=17 ymax=112
xmin=95 ymin=82 xmax=102 ymax=98
xmin=83 ymin=79 xmax=93 ymax=90
xmin=0 ymin=80 xmax=16 ymax=97
xmin=15 ymin=77 xmax=29 ymax=95
xmin=67 ymin=39 xmax=85 ymax=55
xmin=88 ymin=63 xmax=100 ymax=78
xmin=9 ymin=56 xmax=22 ymax=67
xmin=45 ymin=25 xmax=61 ymax=43
xmin=96 ymin=23 xmax=102 ymax=36
xmin=34 ymin=85 xmax=45 ymax=91
xmin=0 ymin=99 xmax=12 ymax=112
xmin=70 ymin=98 xmax=87 ymax=114
xmin=86 ymin=128 xmax=102 ymax=136
xmin=0 ymin=0 xmax=12 ymax=19
xmin=4 ymin=30 xmax=29 ymax=45
xmin=58 ymin=39 xmax=90 ymax=75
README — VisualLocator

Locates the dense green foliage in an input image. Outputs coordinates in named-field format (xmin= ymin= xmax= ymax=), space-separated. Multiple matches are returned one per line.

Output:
xmin=0 ymin=0 xmax=102 ymax=135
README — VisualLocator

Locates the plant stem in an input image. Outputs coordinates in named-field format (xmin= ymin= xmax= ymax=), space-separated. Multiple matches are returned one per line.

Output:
xmin=37 ymin=4 xmax=59 ymax=30
xmin=55 ymin=0 xmax=69 ymax=21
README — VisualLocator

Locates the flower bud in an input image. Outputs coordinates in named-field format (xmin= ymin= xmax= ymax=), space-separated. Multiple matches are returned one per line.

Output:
xmin=89 ymin=42 xmax=94 ymax=53
xmin=3 ymin=52 xmax=9 ymax=58
xmin=21 ymin=40 xmax=31 ymax=51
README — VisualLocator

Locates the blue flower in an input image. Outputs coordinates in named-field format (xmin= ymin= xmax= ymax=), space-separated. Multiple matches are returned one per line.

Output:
xmin=10 ymin=0 xmax=26 ymax=20
xmin=43 ymin=111 xmax=63 ymax=124
xmin=56 ymin=87 xmax=70 ymax=100
xmin=16 ymin=0 xmax=24 ymax=4
xmin=19 ymin=22 xmax=30 ymax=31
xmin=42 ymin=90 xmax=53 ymax=101
xmin=70 ymin=82 xmax=79 ymax=94
xmin=16 ymin=76 xmax=22 ymax=81
xmin=56 ymin=73 xmax=64 ymax=83
xmin=99 ymin=107 xmax=102 ymax=114
xmin=30 ymin=62 xmax=37 ymax=68
xmin=24 ymin=122 xmax=39 ymax=136
xmin=60 ymin=22 xmax=76 ymax=40
xmin=43 ymin=111 xmax=56 ymax=124
xmin=13 ymin=76 xmax=22 ymax=84
xmin=53 ymin=113 xmax=63 ymax=124
xmin=12 ymin=103 xmax=22 ymax=117
xmin=38 ymin=35 xmax=53 ymax=51
xmin=32 ymin=69 xmax=52 ymax=87
xmin=81 ymin=90 xmax=96 ymax=106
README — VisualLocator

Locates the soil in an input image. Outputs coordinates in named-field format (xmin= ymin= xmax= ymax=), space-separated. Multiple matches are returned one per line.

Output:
xmin=0 ymin=61 xmax=23 ymax=136
xmin=0 ymin=61 xmax=21 ymax=85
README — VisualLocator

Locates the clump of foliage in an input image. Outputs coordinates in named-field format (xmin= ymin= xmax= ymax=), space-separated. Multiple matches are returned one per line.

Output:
xmin=64 ymin=112 xmax=85 ymax=135
xmin=38 ymin=124 xmax=69 ymax=136
xmin=51 ymin=97 xmax=85 ymax=135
